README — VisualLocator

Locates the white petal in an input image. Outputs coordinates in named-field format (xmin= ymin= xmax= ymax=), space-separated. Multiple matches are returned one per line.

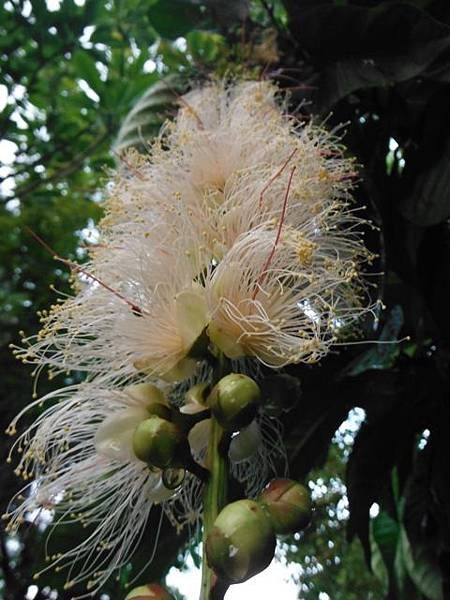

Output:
xmin=229 ymin=420 xmax=262 ymax=462
xmin=175 ymin=290 xmax=209 ymax=348
xmin=125 ymin=383 xmax=167 ymax=408
xmin=179 ymin=401 xmax=205 ymax=415
xmin=188 ymin=418 xmax=212 ymax=456
xmin=94 ymin=408 xmax=147 ymax=462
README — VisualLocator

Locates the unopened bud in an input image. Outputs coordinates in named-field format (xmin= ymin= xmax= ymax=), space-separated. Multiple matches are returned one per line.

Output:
xmin=206 ymin=499 xmax=276 ymax=583
xmin=209 ymin=374 xmax=260 ymax=431
xmin=132 ymin=416 xmax=183 ymax=468
xmin=259 ymin=478 xmax=312 ymax=534
xmin=124 ymin=583 xmax=174 ymax=599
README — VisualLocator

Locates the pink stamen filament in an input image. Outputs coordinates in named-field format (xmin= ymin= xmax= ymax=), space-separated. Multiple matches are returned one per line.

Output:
xmin=253 ymin=165 xmax=297 ymax=300
xmin=259 ymin=148 xmax=297 ymax=208
xmin=25 ymin=227 xmax=145 ymax=316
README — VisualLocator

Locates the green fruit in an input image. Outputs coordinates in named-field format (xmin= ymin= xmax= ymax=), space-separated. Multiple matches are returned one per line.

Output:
xmin=124 ymin=583 xmax=174 ymax=599
xmin=209 ymin=373 xmax=260 ymax=431
xmin=206 ymin=499 xmax=276 ymax=583
xmin=132 ymin=416 xmax=183 ymax=468
xmin=259 ymin=478 xmax=312 ymax=534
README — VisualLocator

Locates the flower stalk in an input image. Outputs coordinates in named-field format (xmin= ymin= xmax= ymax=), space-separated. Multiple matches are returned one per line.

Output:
xmin=200 ymin=356 xmax=229 ymax=600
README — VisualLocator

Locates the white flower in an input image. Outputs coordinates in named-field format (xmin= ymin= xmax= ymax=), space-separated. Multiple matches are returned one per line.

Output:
xmin=5 ymin=382 xmax=201 ymax=597
xmin=8 ymin=79 xmax=375 ymax=596
xmin=5 ymin=375 xmax=285 ymax=597
xmin=13 ymin=79 xmax=372 ymax=383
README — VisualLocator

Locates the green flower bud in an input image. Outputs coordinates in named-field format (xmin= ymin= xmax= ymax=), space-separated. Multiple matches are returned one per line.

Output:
xmin=124 ymin=583 xmax=174 ymax=599
xmin=206 ymin=499 xmax=276 ymax=583
xmin=259 ymin=478 xmax=312 ymax=534
xmin=209 ymin=373 xmax=260 ymax=431
xmin=132 ymin=416 xmax=183 ymax=468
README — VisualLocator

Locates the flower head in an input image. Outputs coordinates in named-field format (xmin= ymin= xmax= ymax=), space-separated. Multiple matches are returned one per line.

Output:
xmin=8 ymin=78 xmax=374 ymax=596
xmin=5 ymin=382 xmax=202 ymax=596
xmin=14 ymin=79 xmax=373 ymax=383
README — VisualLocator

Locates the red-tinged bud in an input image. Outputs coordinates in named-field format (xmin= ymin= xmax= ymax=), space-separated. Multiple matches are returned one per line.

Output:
xmin=206 ymin=499 xmax=276 ymax=583
xmin=259 ymin=478 xmax=312 ymax=534
xmin=209 ymin=373 xmax=260 ymax=431
xmin=124 ymin=583 xmax=174 ymax=599
xmin=132 ymin=416 xmax=183 ymax=468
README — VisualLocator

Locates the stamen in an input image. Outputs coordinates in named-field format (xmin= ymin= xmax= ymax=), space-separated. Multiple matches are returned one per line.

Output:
xmin=112 ymin=151 xmax=146 ymax=181
xmin=25 ymin=227 xmax=145 ymax=316
xmin=161 ymin=79 xmax=205 ymax=130
xmin=259 ymin=148 xmax=297 ymax=208
xmin=253 ymin=166 xmax=297 ymax=299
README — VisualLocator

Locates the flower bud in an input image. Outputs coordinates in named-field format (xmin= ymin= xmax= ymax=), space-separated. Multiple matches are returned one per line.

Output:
xmin=132 ymin=416 xmax=183 ymax=468
xmin=206 ymin=499 xmax=276 ymax=583
xmin=259 ymin=478 xmax=312 ymax=534
xmin=209 ymin=374 xmax=260 ymax=431
xmin=124 ymin=583 xmax=174 ymax=599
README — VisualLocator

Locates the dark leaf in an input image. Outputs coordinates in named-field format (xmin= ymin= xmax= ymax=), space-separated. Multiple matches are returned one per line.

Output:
xmin=339 ymin=305 xmax=404 ymax=379
xmin=399 ymin=138 xmax=450 ymax=226
xmin=284 ymin=2 xmax=450 ymax=110
xmin=148 ymin=0 xmax=205 ymax=38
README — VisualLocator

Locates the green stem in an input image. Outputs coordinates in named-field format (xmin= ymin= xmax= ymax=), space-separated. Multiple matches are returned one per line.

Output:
xmin=200 ymin=418 xmax=228 ymax=599
xmin=200 ymin=355 xmax=229 ymax=600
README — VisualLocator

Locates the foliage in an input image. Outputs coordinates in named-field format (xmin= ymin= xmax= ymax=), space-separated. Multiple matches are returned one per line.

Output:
xmin=1 ymin=0 xmax=450 ymax=599
xmin=282 ymin=440 xmax=385 ymax=599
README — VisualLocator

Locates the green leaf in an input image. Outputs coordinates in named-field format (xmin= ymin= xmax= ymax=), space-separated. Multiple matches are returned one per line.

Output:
xmin=186 ymin=30 xmax=227 ymax=64
xmin=114 ymin=76 xmax=182 ymax=151
xmin=72 ymin=50 xmax=103 ymax=94
xmin=148 ymin=0 xmax=204 ymax=38
xmin=371 ymin=511 xmax=400 ymax=573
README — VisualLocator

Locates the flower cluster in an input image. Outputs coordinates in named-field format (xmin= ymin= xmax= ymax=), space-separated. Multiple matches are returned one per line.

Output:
xmin=7 ymin=80 xmax=373 ymax=597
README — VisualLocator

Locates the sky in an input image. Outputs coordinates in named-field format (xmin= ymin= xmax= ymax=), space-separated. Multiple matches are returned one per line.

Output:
xmin=166 ymin=546 xmax=311 ymax=600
